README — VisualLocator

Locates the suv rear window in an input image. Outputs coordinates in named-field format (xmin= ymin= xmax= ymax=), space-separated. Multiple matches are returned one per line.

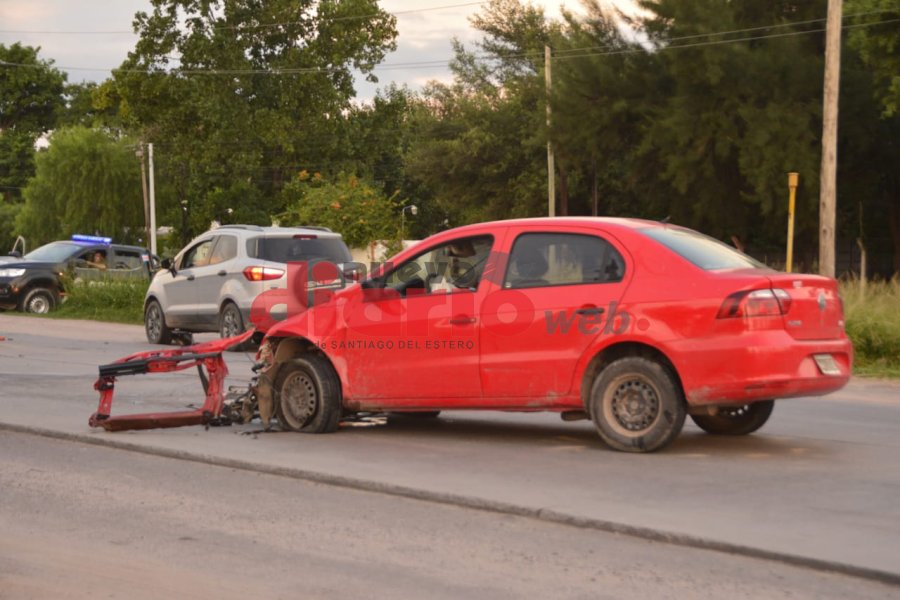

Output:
xmin=640 ymin=227 xmax=767 ymax=270
xmin=248 ymin=236 xmax=352 ymax=264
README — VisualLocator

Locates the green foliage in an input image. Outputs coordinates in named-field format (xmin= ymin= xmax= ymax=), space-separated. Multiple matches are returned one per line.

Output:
xmin=842 ymin=279 xmax=900 ymax=376
xmin=280 ymin=172 xmax=400 ymax=247
xmin=847 ymin=0 xmax=900 ymax=117
xmin=54 ymin=276 xmax=149 ymax=324
xmin=16 ymin=126 xmax=144 ymax=246
xmin=106 ymin=0 xmax=398 ymax=240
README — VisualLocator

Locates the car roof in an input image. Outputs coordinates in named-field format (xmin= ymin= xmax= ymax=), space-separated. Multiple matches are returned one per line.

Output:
xmin=214 ymin=224 xmax=342 ymax=238
xmin=442 ymin=216 xmax=665 ymax=236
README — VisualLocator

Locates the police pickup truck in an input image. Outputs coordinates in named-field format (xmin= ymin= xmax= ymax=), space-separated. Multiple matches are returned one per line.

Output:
xmin=0 ymin=235 xmax=156 ymax=313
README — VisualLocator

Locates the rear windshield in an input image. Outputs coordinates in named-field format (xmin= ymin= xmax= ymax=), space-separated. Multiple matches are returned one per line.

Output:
xmin=248 ymin=236 xmax=352 ymax=264
xmin=639 ymin=227 xmax=767 ymax=270
xmin=24 ymin=241 xmax=85 ymax=263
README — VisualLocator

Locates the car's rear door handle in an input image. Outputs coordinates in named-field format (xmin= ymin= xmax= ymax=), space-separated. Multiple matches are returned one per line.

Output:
xmin=449 ymin=316 xmax=476 ymax=325
xmin=576 ymin=307 xmax=605 ymax=316
xmin=217 ymin=270 xmax=227 ymax=277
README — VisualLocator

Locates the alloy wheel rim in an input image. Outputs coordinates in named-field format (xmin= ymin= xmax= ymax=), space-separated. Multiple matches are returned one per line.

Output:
xmin=29 ymin=295 xmax=49 ymax=314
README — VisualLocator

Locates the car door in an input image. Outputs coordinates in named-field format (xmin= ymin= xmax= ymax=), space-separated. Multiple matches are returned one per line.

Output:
xmin=342 ymin=234 xmax=497 ymax=405
xmin=479 ymin=226 xmax=632 ymax=403
xmin=190 ymin=234 xmax=238 ymax=329
xmin=163 ymin=237 xmax=215 ymax=328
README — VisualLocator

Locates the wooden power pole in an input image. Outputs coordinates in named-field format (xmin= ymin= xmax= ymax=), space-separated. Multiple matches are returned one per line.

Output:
xmin=545 ymin=45 xmax=555 ymax=218
xmin=819 ymin=0 xmax=842 ymax=277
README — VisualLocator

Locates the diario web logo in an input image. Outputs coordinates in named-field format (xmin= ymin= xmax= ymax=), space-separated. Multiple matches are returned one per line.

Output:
xmin=248 ymin=256 xmax=633 ymax=341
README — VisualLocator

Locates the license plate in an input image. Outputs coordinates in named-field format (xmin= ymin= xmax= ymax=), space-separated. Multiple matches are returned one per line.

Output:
xmin=813 ymin=354 xmax=841 ymax=376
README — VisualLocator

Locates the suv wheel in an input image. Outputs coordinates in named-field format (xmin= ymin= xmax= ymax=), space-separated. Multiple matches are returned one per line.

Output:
xmin=144 ymin=299 xmax=173 ymax=344
xmin=21 ymin=288 xmax=55 ymax=314
xmin=219 ymin=302 xmax=252 ymax=351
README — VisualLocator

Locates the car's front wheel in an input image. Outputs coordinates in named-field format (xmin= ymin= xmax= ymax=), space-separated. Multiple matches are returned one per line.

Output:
xmin=20 ymin=287 xmax=55 ymax=314
xmin=690 ymin=400 xmax=774 ymax=435
xmin=144 ymin=299 xmax=173 ymax=345
xmin=275 ymin=354 xmax=342 ymax=433
xmin=589 ymin=356 xmax=686 ymax=453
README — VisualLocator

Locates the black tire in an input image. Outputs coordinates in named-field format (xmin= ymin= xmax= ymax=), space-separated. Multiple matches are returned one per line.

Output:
xmin=690 ymin=400 xmax=774 ymax=436
xmin=20 ymin=287 xmax=55 ymax=314
xmin=219 ymin=302 xmax=251 ymax=351
xmin=274 ymin=354 xmax=342 ymax=433
xmin=144 ymin=299 xmax=173 ymax=345
xmin=589 ymin=356 xmax=686 ymax=453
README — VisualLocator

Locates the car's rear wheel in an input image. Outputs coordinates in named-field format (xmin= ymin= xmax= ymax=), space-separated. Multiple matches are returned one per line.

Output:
xmin=690 ymin=400 xmax=774 ymax=435
xmin=144 ymin=299 xmax=173 ymax=345
xmin=275 ymin=354 xmax=342 ymax=434
xmin=219 ymin=302 xmax=252 ymax=351
xmin=589 ymin=357 xmax=685 ymax=453
xmin=21 ymin=288 xmax=55 ymax=314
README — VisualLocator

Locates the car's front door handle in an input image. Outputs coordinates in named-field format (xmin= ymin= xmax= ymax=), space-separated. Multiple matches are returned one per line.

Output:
xmin=449 ymin=316 xmax=476 ymax=325
xmin=576 ymin=307 xmax=605 ymax=316
xmin=217 ymin=270 xmax=227 ymax=277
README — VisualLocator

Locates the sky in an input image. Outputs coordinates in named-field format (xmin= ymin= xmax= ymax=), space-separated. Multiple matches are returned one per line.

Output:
xmin=0 ymin=0 xmax=622 ymax=101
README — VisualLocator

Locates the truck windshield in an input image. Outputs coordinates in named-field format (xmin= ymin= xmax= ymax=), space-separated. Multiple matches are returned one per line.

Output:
xmin=23 ymin=242 xmax=84 ymax=263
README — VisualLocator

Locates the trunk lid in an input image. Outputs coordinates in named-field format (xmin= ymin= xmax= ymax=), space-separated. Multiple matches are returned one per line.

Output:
xmin=767 ymin=274 xmax=845 ymax=340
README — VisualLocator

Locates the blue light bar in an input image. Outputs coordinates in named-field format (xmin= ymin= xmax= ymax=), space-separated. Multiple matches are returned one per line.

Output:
xmin=71 ymin=234 xmax=112 ymax=245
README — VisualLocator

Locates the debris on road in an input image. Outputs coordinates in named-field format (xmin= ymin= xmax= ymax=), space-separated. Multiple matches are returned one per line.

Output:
xmin=89 ymin=330 xmax=258 ymax=432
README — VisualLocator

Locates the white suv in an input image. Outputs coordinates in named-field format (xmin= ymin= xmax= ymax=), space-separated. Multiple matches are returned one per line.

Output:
xmin=144 ymin=225 xmax=352 ymax=345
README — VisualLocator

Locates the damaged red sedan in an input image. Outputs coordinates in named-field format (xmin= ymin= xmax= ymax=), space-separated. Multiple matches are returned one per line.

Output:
xmin=254 ymin=217 xmax=852 ymax=453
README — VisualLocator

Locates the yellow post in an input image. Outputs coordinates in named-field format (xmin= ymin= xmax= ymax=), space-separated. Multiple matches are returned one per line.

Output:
xmin=786 ymin=172 xmax=799 ymax=272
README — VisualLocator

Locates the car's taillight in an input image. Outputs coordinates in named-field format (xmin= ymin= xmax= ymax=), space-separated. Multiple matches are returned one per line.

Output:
xmin=243 ymin=266 xmax=285 ymax=281
xmin=717 ymin=288 xmax=791 ymax=318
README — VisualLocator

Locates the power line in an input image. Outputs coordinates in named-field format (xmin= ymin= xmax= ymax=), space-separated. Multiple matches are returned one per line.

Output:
xmin=3 ymin=13 xmax=894 ymax=75
xmin=0 ymin=2 xmax=487 ymax=35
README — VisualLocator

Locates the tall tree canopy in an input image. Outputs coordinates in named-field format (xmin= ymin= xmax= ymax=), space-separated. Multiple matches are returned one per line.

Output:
xmin=105 ymin=0 xmax=398 ymax=241
xmin=16 ymin=126 xmax=144 ymax=246
xmin=0 ymin=43 xmax=67 ymax=249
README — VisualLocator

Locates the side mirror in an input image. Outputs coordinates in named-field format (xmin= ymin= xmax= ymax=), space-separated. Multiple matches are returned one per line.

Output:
xmin=161 ymin=258 xmax=176 ymax=275
xmin=341 ymin=261 xmax=366 ymax=282
xmin=8 ymin=250 xmax=22 ymax=258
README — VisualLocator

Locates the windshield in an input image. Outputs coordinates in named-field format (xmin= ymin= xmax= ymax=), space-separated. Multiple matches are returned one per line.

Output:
xmin=23 ymin=242 xmax=84 ymax=263
xmin=640 ymin=227 xmax=768 ymax=270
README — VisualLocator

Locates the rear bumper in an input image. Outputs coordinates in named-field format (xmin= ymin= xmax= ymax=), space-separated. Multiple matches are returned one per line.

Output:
xmin=671 ymin=332 xmax=853 ymax=406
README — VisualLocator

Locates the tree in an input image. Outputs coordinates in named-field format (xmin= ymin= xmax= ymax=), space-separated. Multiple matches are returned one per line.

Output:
xmin=106 ymin=0 xmax=398 ymax=240
xmin=846 ymin=0 xmax=900 ymax=117
xmin=0 ymin=43 xmax=66 ymax=249
xmin=279 ymin=171 xmax=398 ymax=248
xmin=16 ymin=126 xmax=144 ymax=245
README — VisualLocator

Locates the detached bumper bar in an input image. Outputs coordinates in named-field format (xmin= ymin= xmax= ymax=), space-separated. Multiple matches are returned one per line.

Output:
xmin=89 ymin=330 xmax=254 ymax=432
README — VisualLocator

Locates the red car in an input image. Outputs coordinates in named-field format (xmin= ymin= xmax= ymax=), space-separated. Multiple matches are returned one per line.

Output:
xmin=254 ymin=217 xmax=852 ymax=452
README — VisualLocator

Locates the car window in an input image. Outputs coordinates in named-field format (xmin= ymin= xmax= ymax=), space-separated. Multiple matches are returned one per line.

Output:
xmin=639 ymin=227 xmax=766 ymax=270
xmin=383 ymin=235 xmax=494 ymax=296
xmin=209 ymin=235 xmax=237 ymax=265
xmin=249 ymin=235 xmax=352 ymax=264
xmin=180 ymin=239 xmax=214 ymax=269
xmin=503 ymin=232 xmax=625 ymax=289
xmin=111 ymin=249 xmax=143 ymax=270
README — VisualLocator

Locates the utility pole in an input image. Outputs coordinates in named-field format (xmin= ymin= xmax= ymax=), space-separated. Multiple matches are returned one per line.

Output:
xmin=545 ymin=45 xmax=555 ymax=218
xmin=136 ymin=144 xmax=150 ymax=246
xmin=148 ymin=143 xmax=157 ymax=256
xmin=819 ymin=0 xmax=842 ymax=278
xmin=786 ymin=172 xmax=799 ymax=272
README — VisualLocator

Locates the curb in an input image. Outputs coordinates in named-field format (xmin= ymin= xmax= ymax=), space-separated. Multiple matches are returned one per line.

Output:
xmin=2 ymin=421 xmax=899 ymax=588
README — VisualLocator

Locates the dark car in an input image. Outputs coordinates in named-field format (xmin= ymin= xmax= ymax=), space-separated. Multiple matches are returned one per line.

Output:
xmin=0 ymin=235 xmax=156 ymax=314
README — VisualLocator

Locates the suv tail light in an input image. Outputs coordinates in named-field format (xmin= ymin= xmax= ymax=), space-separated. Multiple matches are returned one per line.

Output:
xmin=717 ymin=288 xmax=791 ymax=318
xmin=243 ymin=266 xmax=285 ymax=281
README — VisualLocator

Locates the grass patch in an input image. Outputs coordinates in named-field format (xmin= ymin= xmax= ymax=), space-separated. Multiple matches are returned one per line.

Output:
xmin=841 ymin=279 xmax=900 ymax=378
xmin=53 ymin=277 xmax=149 ymax=325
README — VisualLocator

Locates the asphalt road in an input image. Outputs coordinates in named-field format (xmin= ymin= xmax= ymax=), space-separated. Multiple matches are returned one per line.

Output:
xmin=1 ymin=314 xmax=899 ymax=596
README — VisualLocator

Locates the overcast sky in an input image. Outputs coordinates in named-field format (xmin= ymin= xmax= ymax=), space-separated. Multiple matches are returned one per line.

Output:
xmin=0 ymin=0 xmax=621 ymax=101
